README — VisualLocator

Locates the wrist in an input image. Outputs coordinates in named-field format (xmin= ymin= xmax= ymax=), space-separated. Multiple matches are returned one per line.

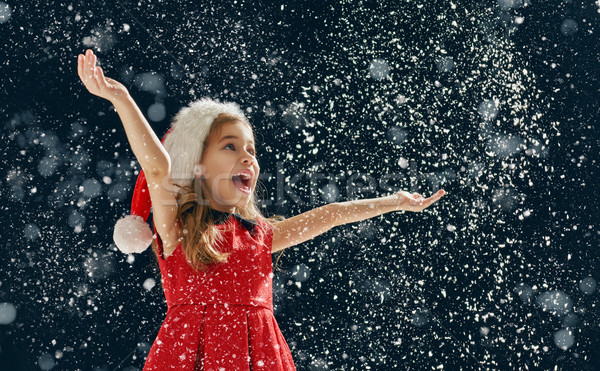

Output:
xmin=109 ymin=90 xmax=132 ymax=107
xmin=384 ymin=193 xmax=404 ymax=212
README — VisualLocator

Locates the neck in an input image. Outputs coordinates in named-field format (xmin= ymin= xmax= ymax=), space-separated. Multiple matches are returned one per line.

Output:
xmin=210 ymin=204 xmax=236 ymax=214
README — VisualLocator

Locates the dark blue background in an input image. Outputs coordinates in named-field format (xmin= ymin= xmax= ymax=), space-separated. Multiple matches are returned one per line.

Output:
xmin=1 ymin=0 xmax=598 ymax=369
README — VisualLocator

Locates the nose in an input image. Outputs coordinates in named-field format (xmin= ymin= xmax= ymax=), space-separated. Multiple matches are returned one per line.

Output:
xmin=241 ymin=151 xmax=254 ymax=165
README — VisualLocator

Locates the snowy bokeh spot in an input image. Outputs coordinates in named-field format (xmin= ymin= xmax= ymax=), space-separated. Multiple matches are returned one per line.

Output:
xmin=560 ymin=19 xmax=578 ymax=36
xmin=497 ymin=0 xmax=523 ymax=10
xmin=37 ymin=352 xmax=56 ymax=370
xmin=291 ymin=264 xmax=311 ymax=282
xmin=0 ymin=0 xmax=596 ymax=369
xmin=38 ymin=155 xmax=62 ymax=177
xmin=578 ymin=276 xmax=597 ymax=295
xmin=536 ymin=290 xmax=572 ymax=317
xmin=386 ymin=126 xmax=408 ymax=145
xmin=118 ymin=65 xmax=136 ymax=84
xmin=514 ymin=283 xmax=534 ymax=303
xmin=83 ymin=252 xmax=116 ymax=281
xmin=68 ymin=210 xmax=86 ymax=232
xmin=147 ymin=102 xmax=167 ymax=122
xmin=107 ymin=182 xmax=129 ymax=202
xmin=368 ymin=59 xmax=390 ymax=81
xmin=320 ymin=183 xmax=339 ymax=203
xmin=486 ymin=134 xmax=525 ymax=157
xmin=491 ymin=187 xmax=520 ymax=212
xmin=411 ymin=310 xmax=429 ymax=327
xmin=69 ymin=120 xmax=88 ymax=139
xmin=553 ymin=329 xmax=575 ymax=350
xmin=24 ymin=223 xmax=42 ymax=241
xmin=82 ymin=26 xmax=117 ymax=52
xmin=0 ymin=302 xmax=17 ymax=324
xmin=80 ymin=178 xmax=103 ymax=198
xmin=281 ymin=102 xmax=307 ymax=130
xmin=395 ymin=94 xmax=407 ymax=105
xmin=70 ymin=151 xmax=91 ymax=171
xmin=477 ymin=100 xmax=499 ymax=121
xmin=435 ymin=56 xmax=454 ymax=72
xmin=0 ymin=2 xmax=11 ymax=23
xmin=133 ymin=72 xmax=167 ymax=96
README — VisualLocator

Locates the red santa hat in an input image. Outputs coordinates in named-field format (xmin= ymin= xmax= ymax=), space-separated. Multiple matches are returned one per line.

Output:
xmin=113 ymin=98 xmax=249 ymax=254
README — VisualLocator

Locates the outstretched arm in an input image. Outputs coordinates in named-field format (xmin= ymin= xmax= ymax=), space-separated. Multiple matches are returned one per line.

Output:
xmin=271 ymin=189 xmax=446 ymax=253
xmin=77 ymin=49 xmax=170 ymax=176
xmin=330 ymin=189 xmax=446 ymax=226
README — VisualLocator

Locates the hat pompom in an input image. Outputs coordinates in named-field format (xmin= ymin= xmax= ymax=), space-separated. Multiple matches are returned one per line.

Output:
xmin=113 ymin=215 xmax=154 ymax=254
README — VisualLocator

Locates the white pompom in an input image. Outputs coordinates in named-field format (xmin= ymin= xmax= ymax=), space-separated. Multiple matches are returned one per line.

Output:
xmin=113 ymin=215 xmax=154 ymax=254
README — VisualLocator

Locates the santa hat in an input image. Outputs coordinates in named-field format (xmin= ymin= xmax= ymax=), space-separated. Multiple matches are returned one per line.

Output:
xmin=113 ymin=98 xmax=249 ymax=254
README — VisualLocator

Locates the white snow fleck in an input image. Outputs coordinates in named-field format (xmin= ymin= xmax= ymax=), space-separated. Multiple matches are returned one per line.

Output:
xmin=143 ymin=278 xmax=157 ymax=291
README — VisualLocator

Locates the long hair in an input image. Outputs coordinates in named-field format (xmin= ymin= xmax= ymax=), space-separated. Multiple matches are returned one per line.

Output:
xmin=150 ymin=113 xmax=287 ymax=271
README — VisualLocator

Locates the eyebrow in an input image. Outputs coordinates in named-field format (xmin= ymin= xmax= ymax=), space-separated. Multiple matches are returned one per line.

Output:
xmin=218 ymin=135 xmax=255 ymax=146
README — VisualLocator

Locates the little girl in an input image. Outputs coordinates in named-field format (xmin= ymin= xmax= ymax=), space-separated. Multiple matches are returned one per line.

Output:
xmin=77 ymin=49 xmax=445 ymax=370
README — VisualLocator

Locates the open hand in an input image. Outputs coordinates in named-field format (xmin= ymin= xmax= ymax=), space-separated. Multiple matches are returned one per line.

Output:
xmin=393 ymin=189 xmax=446 ymax=212
xmin=77 ymin=49 xmax=128 ymax=103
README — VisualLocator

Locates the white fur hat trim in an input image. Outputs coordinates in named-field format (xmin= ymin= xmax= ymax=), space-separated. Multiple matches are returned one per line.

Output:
xmin=162 ymin=97 xmax=249 ymax=190
xmin=113 ymin=215 xmax=154 ymax=254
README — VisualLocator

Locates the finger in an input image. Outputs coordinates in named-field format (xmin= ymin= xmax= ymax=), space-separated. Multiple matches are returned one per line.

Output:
xmin=424 ymin=193 xmax=443 ymax=206
xmin=90 ymin=67 xmax=102 ymax=91
xmin=79 ymin=54 xmax=90 ymax=82
xmin=91 ymin=53 xmax=97 ymax=75
xmin=96 ymin=66 xmax=107 ymax=85
xmin=429 ymin=192 xmax=443 ymax=201
xmin=88 ymin=53 xmax=103 ymax=90
xmin=79 ymin=54 xmax=95 ymax=88
xmin=84 ymin=52 xmax=93 ymax=80
xmin=78 ymin=55 xmax=88 ymax=83
xmin=86 ymin=50 xmax=96 ymax=79
xmin=77 ymin=54 xmax=83 ymax=79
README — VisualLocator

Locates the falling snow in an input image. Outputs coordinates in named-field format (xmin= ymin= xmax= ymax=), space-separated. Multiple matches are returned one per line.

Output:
xmin=1 ymin=0 xmax=598 ymax=370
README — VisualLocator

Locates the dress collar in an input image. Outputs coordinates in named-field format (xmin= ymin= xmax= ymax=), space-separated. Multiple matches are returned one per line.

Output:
xmin=208 ymin=207 xmax=258 ymax=235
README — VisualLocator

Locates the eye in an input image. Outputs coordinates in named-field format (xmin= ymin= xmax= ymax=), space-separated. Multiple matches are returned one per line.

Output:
xmin=225 ymin=143 xmax=255 ymax=155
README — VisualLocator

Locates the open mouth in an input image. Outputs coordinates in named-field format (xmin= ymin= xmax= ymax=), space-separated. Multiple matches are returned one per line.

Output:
xmin=232 ymin=175 xmax=252 ymax=193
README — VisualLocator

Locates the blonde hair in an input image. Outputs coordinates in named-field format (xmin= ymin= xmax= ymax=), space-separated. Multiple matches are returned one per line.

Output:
xmin=150 ymin=113 xmax=287 ymax=271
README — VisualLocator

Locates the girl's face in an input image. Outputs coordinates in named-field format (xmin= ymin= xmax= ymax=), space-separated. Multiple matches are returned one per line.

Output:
xmin=196 ymin=120 xmax=259 ymax=213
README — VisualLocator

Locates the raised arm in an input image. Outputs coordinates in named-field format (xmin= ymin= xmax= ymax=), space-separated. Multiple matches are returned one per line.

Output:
xmin=77 ymin=49 xmax=170 ymax=175
xmin=271 ymin=190 xmax=446 ymax=253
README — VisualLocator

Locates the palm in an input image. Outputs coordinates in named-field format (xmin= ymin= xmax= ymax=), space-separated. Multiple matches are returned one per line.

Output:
xmin=394 ymin=190 xmax=445 ymax=212
xmin=77 ymin=49 xmax=128 ymax=102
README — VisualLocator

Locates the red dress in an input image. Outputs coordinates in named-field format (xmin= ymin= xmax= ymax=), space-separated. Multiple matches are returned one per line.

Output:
xmin=144 ymin=210 xmax=296 ymax=370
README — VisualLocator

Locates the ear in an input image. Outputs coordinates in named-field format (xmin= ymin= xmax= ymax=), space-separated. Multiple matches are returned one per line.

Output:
xmin=194 ymin=164 xmax=205 ymax=178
